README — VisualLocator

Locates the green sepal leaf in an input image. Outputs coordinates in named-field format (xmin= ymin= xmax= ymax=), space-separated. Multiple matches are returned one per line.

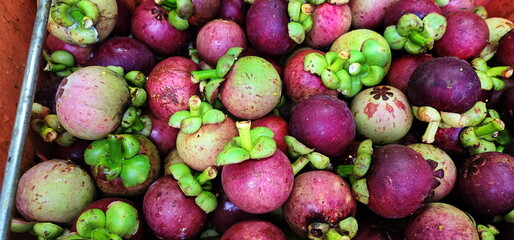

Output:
xmin=250 ymin=127 xmax=275 ymax=143
xmin=304 ymin=52 xmax=328 ymax=76
xmin=249 ymin=136 xmax=277 ymax=159
xmin=76 ymin=209 xmax=106 ymax=237
xmin=96 ymin=157 xmax=122 ymax=181
xmin=32 ymin=222 xmax=64 ymax=239
xmin=202 ymin=109 xmax=226 ymax=124
xmin=180 ymin=116 xmax=203 ymax=134
xmin=284 ymin=135 xmax=314 ymax=157
xmin=321 ymin=69 xmax=341 ymax=89
xmin=168 ymin=163 xmax=192 ymax=180
xmin=306 ymin=152 xmax=330 ymax=169
xmin=120 ymin=155 xmax=151 ymax=187
xmin=288 ymin=21 xmax=306 ymax=44
xmin=105 ymin=201 xmax=139 ymax=238
xmin=84 ymin=139 xmax=109 ymax=166
xmin=178 ymin=174 xmax=203 ymax=196
xmin=216 ymin=147 xmax=250 ymax=165
xmin=195 ymin=191 xmax=218 ymax=214
xmin=361 ymin=39 xmax=390 ymax=68
xmin=169 ymin=110 xmax=192 ymax=128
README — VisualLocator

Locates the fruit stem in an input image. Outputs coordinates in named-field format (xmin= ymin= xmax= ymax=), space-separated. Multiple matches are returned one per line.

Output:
xmin=108 ymin=135 xmax=123 ymax=163
xmin=236 ymin=121 xmax=253 ymax=152
xmin=155 ymin=0 xmax=177 ymax=8
xmin=191 ymin=69 xmax=218 ymax=82
xmin=189 ymin=95 xmax=202 ymax=117
xmin=474 ymin=118 xmax=505 ymax=137
xmin=195 ymin=166 xmax=218 ymax=185
xmin=291 ymin=155 xmax=310 ymax=176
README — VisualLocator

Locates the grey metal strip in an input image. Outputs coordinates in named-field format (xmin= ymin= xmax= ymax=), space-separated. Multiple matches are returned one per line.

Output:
xmin=0 ymin=0 xmax=52 ymax=238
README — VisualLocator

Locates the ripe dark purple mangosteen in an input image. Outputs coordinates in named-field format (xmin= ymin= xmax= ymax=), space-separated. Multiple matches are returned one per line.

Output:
xmin=209 ymin=187 xmax=259 ymax=233
xmin=143 ymin=175 xmax=208 ymax=239
xmin=434 ymin=10 xmax=489 ymax=60
xmin=221 ymin=219 xmax=287 ymax=240
xmin=458 ymin=152 xmax=514 ymax=215
xmin=384 ymin=53 xmax=433 ymax=94
xmin=245 ymin=0 xmax=296 ymax=56
xmin=408 ymin=56 xmax=482 ymax=114
xmin=288 ymin=94 xmax=355 ymax=158
xmin=366 ymin=144 xmax=435 ymax=219
xmin=283 ymin=170 xmax=357 ymax=239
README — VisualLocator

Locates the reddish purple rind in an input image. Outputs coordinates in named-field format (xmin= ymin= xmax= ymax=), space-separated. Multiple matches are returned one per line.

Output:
xmin=367 ymin=144 xmax=434 ymax=219
xmin=283 ymin=49 xmax=338 ymax=103
xmin=305 ymin=3 xmax=352 ymax=50
xmin=146 ymin=56 xmax=199 ymax=121
xmin=384 ymin=54 xmax=433 ymax=94
xmin=45 ymin=34 xmax=94 ymax=65
xmin=196 ymin=19 xmax=247 ymax=67
xmin=221 ymin=150 xmax=294 ymax=214
xmin=283 ymin=170 xmax=357 ymax=238
xmin=245 ymin=0 xmax=296 ymax=56
xmin=288 ymin=95 xmax=355 ymax=157
xmin=457 ymin=152 xmax=514 ymax=215
xmin=383 ymin=0 xmax=442 ymax=27
xmin=349 ymin=0 xmax=401 ymax=30
xmin=92 ymin=135 xmax=161 ymax=196
xmin=407 ymin=56 xmax=481 ymax=113
xmin=189 ymin=0 xmax=222 ymax=27
xmin=209 ymin=188 xmax=259 ymax=233
xmin=404 ymin=202 xmax=479 ymax=240
xmin=221 ymin=219 xmax=287 ymax=240
xmin=440 ymin=0 xmax=475 ymax=15
xmin=85 ymin=36 xmax=156 ymax=75
xmin=130 ymin=0 xmax=190 ymax=56
xmin=143 ymin=175 xmax=208 ymax=239
xmin=217 ymin=0 xmax=248 ymax=26
xmin=434 ymin=10 xmax=489 ymax=60
xmin=147 ymin=111 xmax=180 ymax=156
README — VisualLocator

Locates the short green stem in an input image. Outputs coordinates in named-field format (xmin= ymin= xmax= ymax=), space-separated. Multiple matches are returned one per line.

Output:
xmin=195 ymin=166 xmax=218 ymax=185
xmin=474 ymin=119 xmax=504 ymax=137
xmin=189 ymin=95 xmax=202 ymax=117
xmin=291 ymin=156 xmax=310 ymax=176
xmin=236 ymin=121 xmax=253 ymax=152
xmin=191 ymin=69 xmax=218 ymax=82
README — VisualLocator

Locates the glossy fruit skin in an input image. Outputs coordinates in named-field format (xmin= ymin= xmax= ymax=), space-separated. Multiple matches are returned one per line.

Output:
xmin=245 ymin=0 xmax=296 ymax=56
xmin=457 ymin=152 xmax=514 ymax=215
xmin=289 ymin=95 xmax=356 ymax=158
xmin=221 ymin=150 xmax=294 ymax=214
xmin=143 ymin=175 xmax=208 ymax=239
xmin=208 ymin=188 xmax=258 ymax=233
xmin=85 ymin=36 xmax=156 ymax=75
xmin=221 ymin=219 xmax=287 ymax=240
xmin=350 ymin=85 xmax=413 ymax=145
xmin=384 ymin=54 xmax=433 ymax=94
xmin=305 ymin=3 xmax=352 ymax=50
xmin=434 ymin=10 xmax=489 ymax=60
xmin=16 ymin=160 xmax=96 ymax=225
xmin=146 ymin=56 xmax=199 ymax=120
xmin=367 ymin=144 xmax=434 ymax=219
xmin=404 ymin=202 xmax=479 ymax=240
xmin=349 ymin=0 xmax=401 ymax=30
xmin=496 ymin=29 xmax=514 ymax=67
xmin=130 ymin=0 xmax=190 ymax=56
xmin=407 ymin=57 xmax=481 ymax=113
xmin=196 ymin=19 xmax=247 ymax=67
xmin=283 ymin=49 xmax=338 ymax=103
xmin=283 ymin=170 xmax=357 ymax=238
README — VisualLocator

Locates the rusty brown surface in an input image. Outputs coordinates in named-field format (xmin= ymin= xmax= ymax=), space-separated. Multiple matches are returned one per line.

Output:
xmin=0 ymin=0 xmax=40 ymax=187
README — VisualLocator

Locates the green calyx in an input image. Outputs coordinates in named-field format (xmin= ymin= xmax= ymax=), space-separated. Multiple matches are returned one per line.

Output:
xmin=287 ymin=1 xmax=315 ymax=44
xmin=216 ymin=121 xmax=277 ymax=165
xmin=50 ymin=0 xmax=101 ymax=45
xmin=169 ymin=95 xmax=226 ymax=134
xmin=191 ymin=47 xmax=244 ymax=103
xmin=75 ymin=202 xmax=139 ymax=240
xmin=112 ymin=70 xmax=152 ymax=136
xmin=459 ymin=109 xmax=510 ymax=155
xmin=155 ymin=0 xmax=194 ymax=30
xmin=285 ymin=135 xmax=330 ymax=175
xmin=477 ymin=224 xmax=499 ymax=240
xmin=472 ymin=58 xmax=511 ymax=91
xmin=168 ymin=163 xmax=218 ymax=213
xmin=303 ymin=39 xmax=388 ymax=97
xmin=307 ymin=216 xmax=358 ymax=240
xmin=384 ymin=13 xmax=446 ymax=54
xmin=84 ymin=134 xmax=152 ymax=187
xmin=42 ymin=50 xmax=78 ymax=77
xmin=30 ymin=103 xmax=77 ymax=146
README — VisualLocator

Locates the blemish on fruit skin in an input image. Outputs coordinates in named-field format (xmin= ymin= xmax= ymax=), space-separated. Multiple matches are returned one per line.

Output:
xmin=363 ymin=102 xmax=378 ymax=118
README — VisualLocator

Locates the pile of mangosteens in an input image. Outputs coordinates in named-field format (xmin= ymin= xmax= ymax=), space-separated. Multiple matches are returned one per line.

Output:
xmin=11 ymin=0 xmax=514 ymax=239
